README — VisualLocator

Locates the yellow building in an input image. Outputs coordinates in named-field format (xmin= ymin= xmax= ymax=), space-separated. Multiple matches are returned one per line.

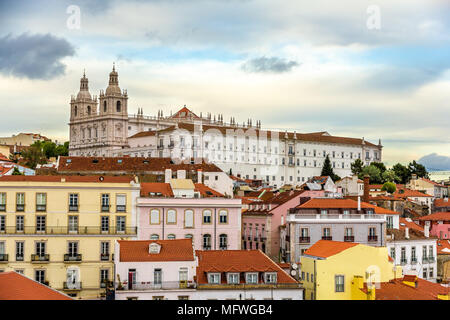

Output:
xmin=301 ymin=240 xmax=402 ymax=300
xmin=0 ymin=175 xmax=140 ymax=299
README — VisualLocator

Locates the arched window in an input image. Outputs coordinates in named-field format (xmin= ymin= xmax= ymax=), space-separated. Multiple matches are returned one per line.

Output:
xmin=103 ymin=101 xmax=107 ymax=112
xmin=184 ymin=209 xmax=194 ymax=228
xmin=219 ymin=234 xmax=228 ymax=250
xmin=167 ymin=234 xmax=176 ymax=240
xmin=150 ymin=234 xmax=159 ymax=240
xmin=74 ymin=106 xmax=78 ymax=116
xmin=219 ymin=210 xmax=228 ymax=224
xmin=116 ymin=100 xmax=121 ymax=112
xmin=185 ymin=234 xmax=193 ymax=240
xmin=203 ymin=234 xmax=211 ymax=250
xmin=203 ymin=210 xmax=212 ymax=224
xmin=150 ymin=209 xmax=160 ymax=225
xmin=87 ymin=106 xmax=91 ymax=115
xmin=166 ymin=209 xmax=177 ymax=224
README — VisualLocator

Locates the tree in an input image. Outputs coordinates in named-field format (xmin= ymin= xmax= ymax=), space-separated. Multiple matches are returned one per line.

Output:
xmin=12 ymin=167 xmax=23 ymax=175
xmin=21 ymin=145 xmax=47 ymax=169
xmin=321 ymin=155 xmax=340 ymax=182
xmin=351 ymin=159 xmax=364 ymax=175
xmin=359 ymin=165 xmax=382 ymax=184
xmin=408 ymin=160 xmax=429 ymax=179
xmin=382 ymin=169 xmax=400 ymax=183
xmin=381 ymin=181 xmax=396 ymax=194
xmin=371 ymin=162 xmax=387 ymax=175
xmin=392 ymin=163 xmax=410 ymax=184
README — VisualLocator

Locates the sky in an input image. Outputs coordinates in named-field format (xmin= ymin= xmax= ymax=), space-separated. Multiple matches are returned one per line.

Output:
xmin=0 ymin=0 xmax=449 ymax=167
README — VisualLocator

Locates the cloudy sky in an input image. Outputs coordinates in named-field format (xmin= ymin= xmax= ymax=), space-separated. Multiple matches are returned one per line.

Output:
xmin=1 ymin=0 xmax=449 ymax=167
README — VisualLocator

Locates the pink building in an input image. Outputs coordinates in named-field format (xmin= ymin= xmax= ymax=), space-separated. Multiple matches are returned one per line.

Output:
xmin=137 ymin=179 xmax=242 ymax=251
xmin=417 ymin=212 xmax=450 ymax=240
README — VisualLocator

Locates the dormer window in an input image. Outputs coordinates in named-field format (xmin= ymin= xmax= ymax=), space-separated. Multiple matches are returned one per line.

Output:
xmin=207 ymin=273 xmax=221 ymax=284
xmin=245 ymin=272 xmax=258 ymax=284
xmin=367 ymin=210 xmax=374 ymax=215
xmin=149 ymin=242 xmax=161 ymax=254
xmin=320 ymin=210 xmax=328 ymax=215
xmin=264 ymin=272 xmax=277 ymax=284
xmin=227 ymin=273 xmax=240 ymax=284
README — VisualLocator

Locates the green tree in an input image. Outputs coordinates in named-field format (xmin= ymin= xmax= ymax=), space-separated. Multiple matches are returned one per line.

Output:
xmin=55 ymin=141 xmax=69 ymax=157
xmin=351 ymin=159 xmax=364 ymax=175
xmin=12 ymin=167 xmax=23 ymax=175
xmin=321 ymin=155 xmax=340 ymax=182
xmin=359 ymin=165 xmax=382 ymax=184
xmin=408 ymin=160 xmax=429 ymax=179
xmin=381 ymin=181 xmax=396 ymax=194
xmin=382 ymin=169 xmax=400 ymax=183
xmin=42 ymin=141 xmax=57 ymax=158
xmin=21 ymin=145 xmax=47 ymax=169
xmin=392 ymin=163 xmax=410 ymax=184
xmin=371 ymin=162 xmax=387 ymax=175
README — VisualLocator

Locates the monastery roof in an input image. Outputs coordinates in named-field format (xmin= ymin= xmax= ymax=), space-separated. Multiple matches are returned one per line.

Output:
xmin=0 ymin=272 xmax=72 ymax=300
xmin=118 ymin=239 xmax=195 ymax=262
xmin=169 ymin=106 xmax=201 ymax=119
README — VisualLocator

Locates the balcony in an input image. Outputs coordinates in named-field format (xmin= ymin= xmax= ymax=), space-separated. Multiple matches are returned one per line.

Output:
xmin=203 ymin=246 xmax=212 ymax=251
xmin=322 ymin=236 xmax=332 ymax=240
xmin=101 ymin=205 xmax=110 ymax=212
xmin=247 ymin=236 xmax=251 ymax=241
xmin=63 ymin=282 xmax=82 ymax=290
xmin=299 ymin=236 xmax=310 ymax=243
xmin=100 ymin=253 xmax=110 ymax=261
xmin=422 ymin=257 xmax=429 ymax=263
xmin=400 ymin=259 xmax=407 ymax=265
xmin=260 ymin=236 xmax=267 ymax=242
xmin=253 ymin=237 xmax=258 ymax=241
xmin=344 ymin=236 xmax=354 ymax=242
xmin=100 ymin=280 xmax=113 ymax=289
xmin=428 ymin=256 xmax=435 ymax=263
xmin=411 ymin=258 xmax=417 ymax=264
xmin=116 ymin=205 xmax=126 ymax=213
xmin=68 ymin=205 xmax=78 ymax=212
xmin=117 ymin=281 xmax=196 ymax=291
xmin=368 ymin=235 xmax=378 ymax=242
xmin=0 ymin=204 xmax=5 ymax=211
xmin=0 ymin=254 xmax=8 ymax=263
xmin=0 ymin=226 xmax=137 ymax=235
xmin=36 ymin=204 xmax=46 ymax=212
xmin=15 ymin=255 xmax=24 ymax=261
xmin=16 ymin=204 xmax=25 ymax=212
xmin=64 ymin=254 xmax=82 ymax=262
xmin=31 ymin=254 xmax=50 ymax=263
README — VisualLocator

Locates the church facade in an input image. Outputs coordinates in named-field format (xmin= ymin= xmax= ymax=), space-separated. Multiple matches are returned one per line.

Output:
xmin=69 ymin=67 xmax=383 ymax=187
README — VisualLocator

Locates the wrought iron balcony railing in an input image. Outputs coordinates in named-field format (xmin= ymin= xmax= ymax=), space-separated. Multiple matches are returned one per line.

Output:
xmin=0 ymin=226 xmax=137 ymax=235
xmin=116 ymin=205 xmax=126 ymax=212
xmin=64 ymin=254 xmax=82 ymax=262
xmin=31 ymin=254 xmax=50 ymax=262
xmin=0 ymin=254 xmax=8 ymax=262
xmin=100 ymin=253 xmax=110 ymax=261
xmin=299 ymin=236 xmax=310 ymax=243
xmin=117 ymin=281 xmax=196 ymax=291
xmin=16 ymin=204 xmax=25 ymax=212
xmin=36 ymin=204 xmax=46 ymax=212
xmin=64 ymin=282 xmax=82 ymax=290
xmin=344 ymin=236 xmax=354 ymax=242
xmin=368 ymin=235 xmax=378 ymax=242
xmin=101 ymin=205 xmax=110 ymax=212
xmin=322 ymin=236 xmax=332 ymax=240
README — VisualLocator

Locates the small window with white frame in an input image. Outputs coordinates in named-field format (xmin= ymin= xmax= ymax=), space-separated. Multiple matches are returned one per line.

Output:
xmin=264 ymin=272 xmax=277 ymax=284
xmin=208 ymin=273 xmax=221 ymax=284
xmin=227 ymin=273 xmax=240 ymax=284
xmin=245 ymin=272 xmax=258 ymax=284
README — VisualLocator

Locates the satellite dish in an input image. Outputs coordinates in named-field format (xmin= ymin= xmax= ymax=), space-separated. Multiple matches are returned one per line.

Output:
xmin=290 ymin=270 xmax=297 ymax=276
xmin=99 ymin=176 xmax=104 ymax=182
xmin=291 ymin=263 xmax=298 ymax=270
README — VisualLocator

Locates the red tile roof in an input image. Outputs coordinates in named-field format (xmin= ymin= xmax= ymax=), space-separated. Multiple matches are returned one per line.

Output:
xmin=194 ymin=183 xmax=224 ymax=197
xmin=303 ymin=240 xmax=359 ymax=258
xmin=374 ymin=277 xmax=449 ymax=300
xmin=296 ymin=198 xmax=400 ymax=215
xmin=399 ymin=218 xmax=424 ymax=233
xmin=0 ymin=175 xmax=135 ymax=183
xmin=140 ymin=182 xmax=174 ymax=197
xmin=0 ymin=153 xmax=9 ymax=161
xmin=417 ymin=212 xmax=450 ymax=221
xmin=118 ymin=239 xmax=195 ymax=262
xmin=435 ymin=198 xmax=450 ymax=208
xmin=436 ymin=240 xmax=450 ymax=255
xmin=195 ymin=250 xmax=298 ymax=284
xmin=394 ymin=188 xmax=433 ymax=199
xmin=0 ymin=272 xmax=72 ymax=300
xmin=169 ymin=106 xmax=201 ymax=119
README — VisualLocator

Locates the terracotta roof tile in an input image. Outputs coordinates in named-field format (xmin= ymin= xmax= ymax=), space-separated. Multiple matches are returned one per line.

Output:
xmin=0 ymin=175 xmax=134 ymax=183
xmin=296 ymin=198 xmax=400 ymax=215
xmin=374 ymin=277 xmax=449 ymax=300
xmin=394 ymin=188 xmax=433 ymax=199
xmin=303 ymin=240 xmax=359 ymax=258
xmin=399 ymin=218 xmax=424 ymax=233
xmin=0 ymin=272 xmax=72 ymax=300
xmin=434 ymin=198 xmax=450 ymax=208
xmin=118 ymin=239 xmax=195 ymax=262
xmin=417 ymin=212 xmax=450 ymax=221
xmin=436 ymin=240 xmax=450 ymax=255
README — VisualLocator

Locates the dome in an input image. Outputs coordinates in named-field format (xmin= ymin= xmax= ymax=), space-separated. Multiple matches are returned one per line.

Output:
xmin=76 ymin=90 xmax=92 ymax=100
xmin=76 ymin=71 xmax=92 ymax=100
xmin=105 ymin=63 xmax=121 ymax=95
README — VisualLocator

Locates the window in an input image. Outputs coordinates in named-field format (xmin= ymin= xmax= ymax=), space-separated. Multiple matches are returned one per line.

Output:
xmin=154 ymin=268 xmax=162 ymax=285
xmin=335 ymin=275 xmax=344 ymax=292
xmin=203 ymin=210 xmax=212 ymax=224
xmin=150 ymin=209 xmax=160 ymax=225
xmin=390 ymin=247 xmax=396 ymax=260
xmin=208 ymin=273 xmax=220 ymax=284
xmin=16 ymin=193 xmax=25 ymax=211
xmin=428 ymin=246 xmax=434 ymax=260
xmin=320 ymin=210 xmax=327 ymax=215
xmin=265 ymin=273 xmax=277 ymax=284
xmin=16 ymin=241 xmax=24 ymax=261
xmin=116 ymin=101 xmax=121 ymax=112
xmin=116 ymin=216 xmax=126 ymax=232
xmin=323 ymin=228 xmax=331 ymax=237
xmin=103 ymin=101 xmax=107 ymax=112
xmin=36 ymin=216 xmax=46 ymax=232
xmin=150 ymin=234 xmax=159 ymax=240
xmin=219 ymin=210 xmax=228 ymax=224
xmin=101 ymin=216 xmax=109 ymax=232
xmin=246 ymin=273 xmax=258 ymax=284
xmin=35 ymin=242 xmax=46 ymax=256
xmin=219 ymin=234 xmax=228 ymax=250
xmin=68 ymin=216 xmax=78 ymax=233
xmin=203 ymin=234 xmax=211 ymax=250
xmin=68 ymin=241 xmax=78 ymax=257
xmin=0 ymin=215 xmax=5 ymax=232
xmin=35 ymin=270 xmax=46 ymax=284
xmin=116 ymin=194 xmax=126 ymax=212
xmin=411 ymin=247 xmax=417 ymax=263
xmin=400 ymin=247 xmax=407 ymax=264
xmin=386 ymin=216 xmax=393 ymax=229
xmin=101 ymin=241 xmax=110 ymax=260
xmin=429 ymin=267 xmax=434 ymax=278
xmin=185 ymin=234 xmax=193 ymax=240
xmin=0 ymin=193 xmax=5 ymax=211
xmin=343 ymin=210 xmax=350 ymax=215
xmin=167 ymin=234 xmax=176 ymax=240
xmin=36 ymin=193 xmax=46 ymax=211
xmin=184 ymin=210 xmax=194 ymax=228
xmin=100 ymin=269 xmax=109 ymax=287
xmin=0 ymin=242 xmax=5 ymax=260
xmin=69 ymin=194 xmax=78 ymax=211
xmin=423 ymin=268 xmax=427 ymax=279
xmin=227 ymin=273 xmax=239 ymax=284
xmin=101 ymin=194 xmax=110 ymax=212
xmin=166 ymin=209 xmax=176 ymax=224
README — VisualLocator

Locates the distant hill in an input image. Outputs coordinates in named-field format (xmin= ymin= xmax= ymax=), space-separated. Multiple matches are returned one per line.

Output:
xmin=418 ymin=153 xmax=450 ymax=171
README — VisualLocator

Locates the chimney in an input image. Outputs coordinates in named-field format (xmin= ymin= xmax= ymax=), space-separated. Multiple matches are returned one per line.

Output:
xmin=165 ymin=168 xmax=172 ymax=183
xmin=445 ymin=197 xmax=448 ymax=202
xmin=424 ymin=224 xmax=430 ymax=238
xmin=177 ymin=169 xmax=186 ymax=179
xmin=363 ymin=175 xmax=370 ymax=203
xmin=197 ymin=169 xmax=203 ymax=183
xmin=357 ymin=196 xmax=361 ymax=212
xmin=405 ymin=227 xmax=409 ymax=239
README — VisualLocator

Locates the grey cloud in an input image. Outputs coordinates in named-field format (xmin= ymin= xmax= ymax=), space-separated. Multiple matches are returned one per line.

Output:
xmin=0 ymin=33 xmax=75 ymax=80
xmin=241 ymin=56 xmax=299 ymax=73
xmin=418 ymin=153 xmax=450 ymax=171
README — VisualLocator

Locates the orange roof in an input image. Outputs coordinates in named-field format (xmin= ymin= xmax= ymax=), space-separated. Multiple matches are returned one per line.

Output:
xmin=0 ymin=272 xmax=72 ymax=300
xmin=417 ymin=212 xmax=450 ymax=221
xmin=0 ymin=175 xmax=134 ymax=183
xmin=194 ymin=183 xmax=224 ymax=197
xmin=0 ymin=153 xmax=9 ymax=161
xmin=399 ymin=218 xmax=424 ymax=233
xmin=436 ymin=240 xmax=450 ymax=255
xmin=118 ymin=239 xmax=194 ymax=262
xmin=394 ymin=188 xmax=433 ymax=199
xmin=195 ymin=250 xmax=298 ymax=284
xmin=140 ymin=182 xmax=174 ymax=197
xmin=297 ymin=198 xmax=400 ymax=215
xmin=435 ymin=198 xmax=450 ymax=208
xmin=303 ymin=240 xmax=359 ymax=258
xmin=169 ymin=106 xmax=201 ymax=119
xmin=374 ymin=277 xmax=448 ymax=300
